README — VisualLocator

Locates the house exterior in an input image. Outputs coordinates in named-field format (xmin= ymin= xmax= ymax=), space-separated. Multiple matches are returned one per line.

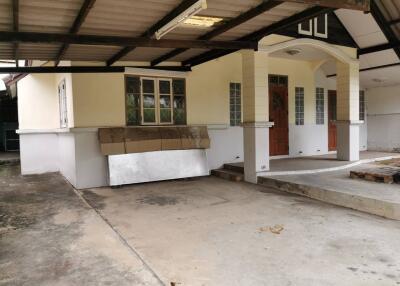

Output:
xmin=16 ymin=33 xmax=370 ymax=188
xmin=0 ymin=1 xmax=394 ymax=189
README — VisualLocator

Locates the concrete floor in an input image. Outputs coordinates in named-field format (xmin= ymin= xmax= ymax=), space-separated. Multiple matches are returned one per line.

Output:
xmin=0 ymin=152 xmax=19 ymax=165
xmin=2 ymin=164 xmax=400 ymax=285
xmin=0 ymin=165 xmax=163 ymax=286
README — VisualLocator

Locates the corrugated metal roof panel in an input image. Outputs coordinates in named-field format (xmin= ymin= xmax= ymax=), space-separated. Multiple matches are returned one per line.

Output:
xmin=120 ymin=47 xmax=177 ymax=61
xmin=19 ymin=0 xmax=83 ymax=33
xmin=0 ymin=0 xmax=12 ymax=32
xmin=63 ymin=44 xmax=121 ymax=61
xmin=18 ymin=43 xmax=61 ymax=60
xmin=0 ymin=43 xmax=14 ymax=59
xmin=79 ymin=0 xmax=181 ymax=37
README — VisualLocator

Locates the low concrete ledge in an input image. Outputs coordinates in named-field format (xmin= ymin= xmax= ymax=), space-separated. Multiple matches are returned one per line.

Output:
xmin=261 ymin=155 xmax=400 ymax=177
xmin=258 ymin=176 xmax=400 ymax=220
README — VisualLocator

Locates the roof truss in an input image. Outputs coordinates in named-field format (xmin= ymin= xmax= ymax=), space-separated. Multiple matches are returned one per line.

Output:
xmin=182 ymin=6 xmax=334 ymax=67
xmin=0 ymin=31 xmax=257 ymax=50
xmin=54 ymin=0 xmax=97 ymax=66
xmin=12 ymin=0 xmax=18 ymax=65
xmin=370 ymin=0 xmax=400 ymax=59
xmin=280 ymin=0 xmax=370 ymax=11
xmin=151 ymin=0 xmax=283 ymax=66
xmin=106 ymin=0 xmax=201 ymax=66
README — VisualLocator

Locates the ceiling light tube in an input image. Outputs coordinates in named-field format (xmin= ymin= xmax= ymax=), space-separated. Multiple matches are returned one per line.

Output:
xmin=155 ymin=0 xmax=207 ymax=40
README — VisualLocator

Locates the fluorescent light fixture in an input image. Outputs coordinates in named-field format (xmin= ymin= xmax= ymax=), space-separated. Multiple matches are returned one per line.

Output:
xmin=155 ymin=0 xmax=207 ymax=40
xmin=183 ymin=15 xmax=223 ymax=28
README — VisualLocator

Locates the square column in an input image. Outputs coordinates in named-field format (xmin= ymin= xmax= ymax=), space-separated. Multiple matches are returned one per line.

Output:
xmin=336 ymin=61 xmax=361 ymax=161
xmin=242 ymin=50 xmax=273 ymax=183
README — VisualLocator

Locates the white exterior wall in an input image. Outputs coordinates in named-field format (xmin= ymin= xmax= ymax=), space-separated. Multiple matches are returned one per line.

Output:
xmin=207 ymin=126 xmax=243 ymax=170
xmin=366 ymin=85 xmax=400 ymax=152
xmin=19 ymin=133 xmax=59 ymax=174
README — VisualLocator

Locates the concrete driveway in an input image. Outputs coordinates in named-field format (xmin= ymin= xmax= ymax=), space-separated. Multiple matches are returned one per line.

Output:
xmin=1 ymin=164 xmax=400 ymax=285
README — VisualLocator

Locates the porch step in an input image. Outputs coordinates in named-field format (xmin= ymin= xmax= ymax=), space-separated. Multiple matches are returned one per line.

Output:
xmin=258 ymin=176 xmax=400 ymax=221
xmin=223 ymin=163 xmax=244 ymax=174
xmin=211 ymin=168 xmax=244 ymax=182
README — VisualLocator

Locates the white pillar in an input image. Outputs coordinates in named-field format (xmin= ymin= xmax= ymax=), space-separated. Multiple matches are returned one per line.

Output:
xmin=336 ymin=61 xmax=361 ymax=161
xmin=242 ymin=50 xmax=273 ymax=183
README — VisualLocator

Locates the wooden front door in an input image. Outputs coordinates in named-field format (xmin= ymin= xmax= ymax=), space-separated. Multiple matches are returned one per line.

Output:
xmin=269 ymin=75 xmax=289 ymax=156
xmin=328 ymin=90 xmax=337 ymax=151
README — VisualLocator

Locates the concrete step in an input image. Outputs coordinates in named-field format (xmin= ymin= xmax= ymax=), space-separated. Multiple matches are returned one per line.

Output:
xmin=258 ymin=176 xmax=400 ymax=221
xmin=223 ymin=163 xmax=244 ymax=174
xmin=211 ymin=168 xmax=244 ymax=182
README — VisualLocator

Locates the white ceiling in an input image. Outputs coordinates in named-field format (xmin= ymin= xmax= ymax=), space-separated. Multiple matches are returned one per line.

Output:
xmin=335 ymin=9 xmax=400 ymax=89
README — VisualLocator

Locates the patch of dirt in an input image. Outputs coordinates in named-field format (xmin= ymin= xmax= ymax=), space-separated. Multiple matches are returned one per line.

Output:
xmin=0 ymin=205 xmax=36 ymax=234
xmin=136 ymin=194 xmax=183 ymax=206
xmin=81 ymin=190 xmax=107 ymax=210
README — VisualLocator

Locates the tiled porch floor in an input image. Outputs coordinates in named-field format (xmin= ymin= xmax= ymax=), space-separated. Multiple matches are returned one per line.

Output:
xmin=230 ymin=151 xmax=400 ymax=173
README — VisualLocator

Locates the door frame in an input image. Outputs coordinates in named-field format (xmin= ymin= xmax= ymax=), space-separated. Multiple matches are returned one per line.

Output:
xmin=328 ymin=90 xmax=337 ymax=151
xmin=268 ymin=74 xmax=289 ymax=156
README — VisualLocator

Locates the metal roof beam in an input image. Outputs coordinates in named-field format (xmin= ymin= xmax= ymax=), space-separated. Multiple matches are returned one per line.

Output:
xmin=12 ymin=0 xmax=19 ymax=65
xmin=370 ymin=0 xmax=400 ymax=59
xmin=182 ymin=6 xmax=333 ymax=67
xmin=151 ymin=0 xmax=283 ymax=66
xmin=54 ymin=0 xmax=97 ymax=66
xmin=0 ymin=65 xmax=192 ymax=74
xmin=0 ymin=31 xmax=257 ymax=50
xmin=106 ymin=0 xmax=200 ymax=66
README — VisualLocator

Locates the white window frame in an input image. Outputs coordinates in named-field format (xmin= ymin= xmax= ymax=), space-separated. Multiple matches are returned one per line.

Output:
xmin=158 ymin=78 xmax=173 ymax=125
xmin=316 ymin=87 xmax=325 ymax=125
xmin=229 ymin=82 xmax=242 ymax=127
xmin=295 ymin=87 xmax=305 ymax=126
xmin=314 ymin=14 xmax=328 ymax=39
xmin=140 ymin=77 xmax=173 ymax=125
xmin=298 ymin=19 xmax=313 ymax=36
xmin=298 ymin=14 xmax=328 ymax=39
xmin=58 ymin=79 xmax=68 ymax=128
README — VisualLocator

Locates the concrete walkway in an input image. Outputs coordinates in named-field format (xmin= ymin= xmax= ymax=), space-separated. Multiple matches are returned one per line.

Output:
xmin=82 ymin=177 xmax=400 ymax=286
xmin=2 ymin=164 xmax=400 ymax=285
xmin=0 ymin=165 xmax=163 ymax=286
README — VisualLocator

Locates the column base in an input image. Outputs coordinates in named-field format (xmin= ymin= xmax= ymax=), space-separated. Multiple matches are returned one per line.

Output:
xmin=336 ymin=120 xmax=362 ymax=161
xmin=243 ymin=121 xmax=274 ymax=184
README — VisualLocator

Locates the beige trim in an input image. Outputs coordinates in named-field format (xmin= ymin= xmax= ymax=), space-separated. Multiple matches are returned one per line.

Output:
xmin=258 ymin=38 xmax=358 ymax=65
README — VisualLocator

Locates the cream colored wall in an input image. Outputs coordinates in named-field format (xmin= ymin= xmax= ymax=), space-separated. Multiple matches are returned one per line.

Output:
xmin=186 ymin=53 xmax=242 ymax=125
xmin=18 ymin=72 xmax=75 ymax=130
xmin=269 ymin=57 xmax=316 ymax=124
xmin=72 ymin=73 xmax=125 ymax=127
xmin=18 ymin=74 xmax=59 ymax=129
xmin=21 ymin=35 xmax=355 ymax=129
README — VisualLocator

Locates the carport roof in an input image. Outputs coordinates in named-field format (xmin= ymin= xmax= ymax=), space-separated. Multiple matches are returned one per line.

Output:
xmin=0 ymin=0 xmax=319 ymax=65
xmin=0 ymin=0 xmax=400 ymax=88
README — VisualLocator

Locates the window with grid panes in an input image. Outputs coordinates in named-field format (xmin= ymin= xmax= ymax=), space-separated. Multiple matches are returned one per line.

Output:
xmin=316 ymin=87 xmax=324 ymax=125
xmin=173 ymin=79 xmax=186 ymax=125
xmin=359 ymin=90 xmax=365 ymax=121
xmin=230 ymin=83 xmax=241 ymax=126
xmin=295 ymin=87 xmax=305 ymax=125
xmin=125 ymin=77 xmax=141 ymax=125
xmin=125 ymin=76 xmax=186 ymax=125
